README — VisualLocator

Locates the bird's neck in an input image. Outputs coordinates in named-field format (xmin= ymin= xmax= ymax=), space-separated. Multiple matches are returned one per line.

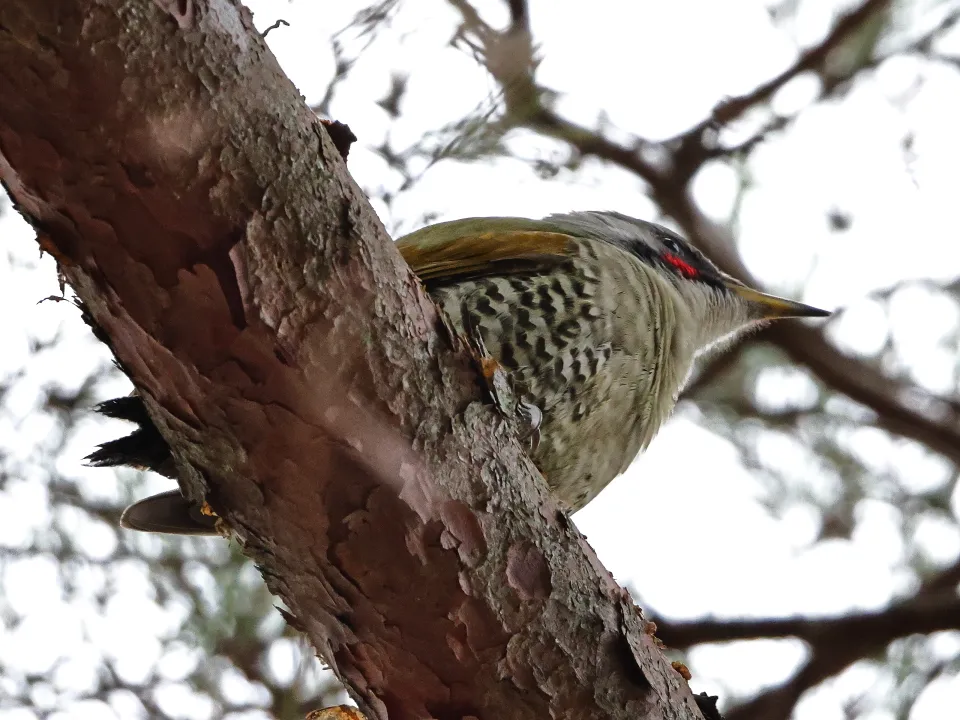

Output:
xmin=662 ymin=277 xmax=756 ymax=388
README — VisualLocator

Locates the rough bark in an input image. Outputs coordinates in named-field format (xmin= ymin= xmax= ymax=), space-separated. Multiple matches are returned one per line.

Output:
xmin=0 ymin=2 xmax=701 ymax=719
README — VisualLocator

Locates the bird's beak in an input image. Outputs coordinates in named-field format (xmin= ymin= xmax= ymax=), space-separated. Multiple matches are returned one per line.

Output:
xmin=724 ymin=281 xmax=831 ymax=319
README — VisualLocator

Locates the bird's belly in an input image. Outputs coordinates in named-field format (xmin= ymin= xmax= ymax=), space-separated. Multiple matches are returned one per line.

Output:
xmin=529 ymin=371 xmax=649 ymax=511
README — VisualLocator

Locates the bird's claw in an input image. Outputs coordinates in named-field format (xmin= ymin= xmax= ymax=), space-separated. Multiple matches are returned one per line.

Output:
xmin=463 ymin=314 xmax=514 ymax=409
xmin=463 ymin=316 xmax=541 ymax=452
xmin=517 ymin=399 xmax=542 ymax=452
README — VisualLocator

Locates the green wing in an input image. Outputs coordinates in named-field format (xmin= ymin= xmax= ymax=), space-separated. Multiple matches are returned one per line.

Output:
xmin=397 ymin=217 xmax=579 ymax=289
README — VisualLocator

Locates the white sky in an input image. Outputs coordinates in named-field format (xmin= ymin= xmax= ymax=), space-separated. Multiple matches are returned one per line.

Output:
xmin=2 ymin=0 xmax=959 ymax=718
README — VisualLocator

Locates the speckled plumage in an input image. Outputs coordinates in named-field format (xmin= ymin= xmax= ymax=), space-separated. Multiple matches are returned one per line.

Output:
xmin=400 ymin=212 xmax=757 ymax=511
xmin=94 ymin=211 xmax=828 ymax=533
xmin=428 ymin=240 xmax=665 ymax=509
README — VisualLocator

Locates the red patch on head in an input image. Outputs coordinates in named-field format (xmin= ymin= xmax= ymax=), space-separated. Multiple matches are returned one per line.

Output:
xmin=663 ymin=253 xmax=699 ymax=279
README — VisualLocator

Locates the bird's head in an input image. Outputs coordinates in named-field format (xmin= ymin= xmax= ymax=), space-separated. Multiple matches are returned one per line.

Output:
xmin=547 ymin=211 xmax=830 ymax=352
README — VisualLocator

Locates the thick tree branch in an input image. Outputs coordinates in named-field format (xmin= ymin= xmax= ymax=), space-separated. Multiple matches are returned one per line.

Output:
xmin=766 ymin=323 xmax=960 ymax=464
xmin=656 ymin=559 xmax=960 ymax=720
xmin=654 ymin=591 xmax=960 ymax=650
xmin=721 ymin=577 xmax=960 ymax=720
xmin=0 ymin=2 xmax=703 ymax=719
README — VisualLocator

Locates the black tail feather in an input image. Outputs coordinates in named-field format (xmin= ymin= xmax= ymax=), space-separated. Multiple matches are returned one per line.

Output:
xmin=93 ymin=396 xmax=152 ymax=423
xmin=86 ymin=396 xmax=176 ymax=478
xmin=81 ymin=304 xmax=207 ymax=535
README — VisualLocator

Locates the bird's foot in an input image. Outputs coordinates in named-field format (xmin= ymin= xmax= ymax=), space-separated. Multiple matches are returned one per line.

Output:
xmin=462 ymin=317 xmax=541 ymax=452
xmin=516 ymin=399 xmax=542 ymax=452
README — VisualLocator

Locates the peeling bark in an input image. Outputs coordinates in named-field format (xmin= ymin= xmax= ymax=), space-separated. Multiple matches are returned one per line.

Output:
xmin=0 ymin=2 xmax=703 ymax=718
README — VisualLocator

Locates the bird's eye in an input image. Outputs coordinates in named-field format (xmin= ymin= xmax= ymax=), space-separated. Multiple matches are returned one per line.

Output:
xmin=662 ymin=238 xmax=682 ymax=255
xmin=660 ymin=238 xmax=700 ymax=280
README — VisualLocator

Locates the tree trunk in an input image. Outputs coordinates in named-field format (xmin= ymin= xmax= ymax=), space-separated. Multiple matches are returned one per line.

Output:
xmin=0 ymin=2 xmax=701 ymax=718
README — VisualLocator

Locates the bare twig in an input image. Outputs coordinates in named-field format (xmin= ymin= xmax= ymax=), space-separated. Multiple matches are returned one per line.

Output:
xmin=261 ymin=19 xmax=289 ymax=38
xmin=693 ymin=0 xmax=892 ymax=131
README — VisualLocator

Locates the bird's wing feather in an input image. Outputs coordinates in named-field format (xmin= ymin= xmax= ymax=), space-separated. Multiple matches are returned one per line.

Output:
xmin=397 ymin=217 xmax=577 ymax=288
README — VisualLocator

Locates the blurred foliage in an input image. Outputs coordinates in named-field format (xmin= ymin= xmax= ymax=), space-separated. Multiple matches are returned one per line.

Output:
xmin=2 ymin=0 xmax=960 ymax=719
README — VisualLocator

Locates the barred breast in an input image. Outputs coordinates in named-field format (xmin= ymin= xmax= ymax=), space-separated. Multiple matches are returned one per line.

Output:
xmin=430 ymin=238 xmax=678 ymax=511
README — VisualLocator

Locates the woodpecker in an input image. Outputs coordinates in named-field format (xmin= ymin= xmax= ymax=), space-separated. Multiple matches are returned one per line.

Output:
xmin=89 ymin=211 xmax=829 ymax=534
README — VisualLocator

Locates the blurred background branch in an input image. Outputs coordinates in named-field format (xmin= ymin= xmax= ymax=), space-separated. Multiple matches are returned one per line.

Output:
xmin=2 ymin=0 xmax=959 ymax=718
